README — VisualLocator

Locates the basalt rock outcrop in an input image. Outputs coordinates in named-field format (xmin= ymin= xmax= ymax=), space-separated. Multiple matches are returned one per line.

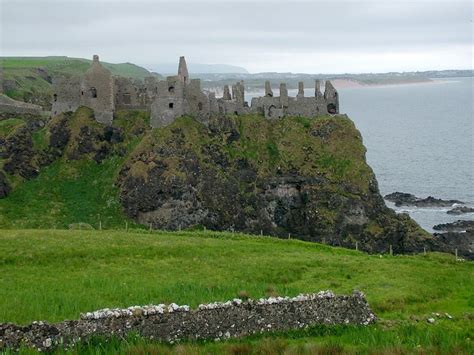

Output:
xmin=447 ymin=206 xmax=474 ymax=215
xmin=2 ymin=125 xmax=41 ymax=179
xmin=431 ymin=230 xmax=474 ymax=260
xmin=384 ymin=192 xmax=463 ymax=207
xmin=118 ymin=114 xmax=432 ymax=254
xmin=433 ymin=220 xmax=474 ymax=232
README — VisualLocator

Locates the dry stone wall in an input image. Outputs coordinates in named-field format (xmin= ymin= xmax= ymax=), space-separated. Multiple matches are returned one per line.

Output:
xmin=0 ymin=291 xmax=376 ymax=352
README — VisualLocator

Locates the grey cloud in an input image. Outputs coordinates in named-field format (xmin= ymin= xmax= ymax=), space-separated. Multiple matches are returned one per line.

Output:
xmin=1 ymin=0 xmax=471 ymax=73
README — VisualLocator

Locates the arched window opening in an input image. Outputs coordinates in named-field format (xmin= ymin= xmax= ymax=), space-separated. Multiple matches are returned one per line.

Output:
xmin=53 ymin=94 xmax=57 ymax=102
xmin=198 ymin=102 xmax=203 ymax=111
xmin=327 ymin=103 xmax=337 ymax=114
xmin=168 ymin=86 xmax=175 ymax=93
xmin=90 ymin=87 xmax=97 ymax=98
xmin=169 ymin=102 xmax=174 ymax=109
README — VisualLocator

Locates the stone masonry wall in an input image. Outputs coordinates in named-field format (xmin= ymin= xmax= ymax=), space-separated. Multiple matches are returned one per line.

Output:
xmin=0 ymin=291 xmax=376 ymax=352
xmin=51 ymin=56 xmax=340 ymax=128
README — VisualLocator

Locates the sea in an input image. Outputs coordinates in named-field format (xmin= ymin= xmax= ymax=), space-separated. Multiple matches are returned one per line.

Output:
xmin=246 ymin=77 xmax=474 ymax=232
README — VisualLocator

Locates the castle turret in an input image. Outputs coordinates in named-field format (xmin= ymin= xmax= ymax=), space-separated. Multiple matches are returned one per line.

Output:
xmin=297 ymin=81 xmax=304 ymax=99
xmin=178 ymin=56 xmax=189 ymax=83
xmin=265 ymin=81 xmax=273 ymax=97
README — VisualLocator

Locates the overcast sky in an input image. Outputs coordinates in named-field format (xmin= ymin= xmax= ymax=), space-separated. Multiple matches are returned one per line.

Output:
xmin=1 ymin=0 xmax=472 ymax=73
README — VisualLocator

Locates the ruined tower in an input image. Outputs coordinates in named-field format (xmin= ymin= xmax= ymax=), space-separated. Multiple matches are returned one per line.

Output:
xmin=150 ymin=56 xmax=215 ymax=128
xmin=81 ymin=55 xmax=115 ymax=124
xmin=178 ymin=56 xmax=189 ymax=83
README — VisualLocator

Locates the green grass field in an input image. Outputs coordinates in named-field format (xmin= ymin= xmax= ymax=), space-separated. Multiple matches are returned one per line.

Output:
xmin=0 ymin=229 xmax=472 ymax=353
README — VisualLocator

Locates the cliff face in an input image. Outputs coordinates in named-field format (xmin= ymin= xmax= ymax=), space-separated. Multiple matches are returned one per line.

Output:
xmin=0 ymin=108 xmax=440 ymax=255
xmin=117 ymin=114 xmax=430 ymax=254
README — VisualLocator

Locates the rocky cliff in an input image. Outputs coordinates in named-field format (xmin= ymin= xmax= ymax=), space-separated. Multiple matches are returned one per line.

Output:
xmin=116 ymin=113 xmax=432 ymax=254
xmin=3 ymin=107 xmax=469 ymax=257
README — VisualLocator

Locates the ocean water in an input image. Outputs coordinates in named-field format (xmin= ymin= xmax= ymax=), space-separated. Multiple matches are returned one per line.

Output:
xmin=246 ymin=77 xmax=474 ymax=232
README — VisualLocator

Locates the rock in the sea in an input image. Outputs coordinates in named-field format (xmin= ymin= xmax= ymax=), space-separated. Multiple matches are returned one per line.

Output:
xmin=433 ymin=220 xmax=474 ymax=232
xmin=384 ymin=192 xmax=463 ymax=207
xmin=447 ymin=206 xmax=474 ymax=215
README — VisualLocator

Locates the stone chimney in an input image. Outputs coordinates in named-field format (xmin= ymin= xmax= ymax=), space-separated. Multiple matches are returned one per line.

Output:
xmin=223 ymin=85 xmax=231 ymax=100
xmin=315 ymin=80 xmax=322 ymax=98
xmin=280 ymin=83 xmax=288 ymax=107
xmin=178 ymin=56 xmax=189 ymax=83
xmin=297 ymin=81 xmax=304 ymax=99
xmin=265 ymin=81 xmax=273 ymax=97
xmin=93 ymin=54 xmax=100 ymax=63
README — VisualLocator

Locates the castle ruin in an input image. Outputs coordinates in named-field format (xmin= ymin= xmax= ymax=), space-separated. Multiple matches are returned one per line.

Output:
xmin=51 ymin=56 xmax=340 ymax=127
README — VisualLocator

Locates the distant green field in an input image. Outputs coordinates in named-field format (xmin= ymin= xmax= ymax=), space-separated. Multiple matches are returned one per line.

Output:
xmin=0 ymin=56 xmax=159 ymax=108
xmin=0 ymin=229 xmax=472 ymax=353
xmin=1 ymin=56 xmax=156 ymax=79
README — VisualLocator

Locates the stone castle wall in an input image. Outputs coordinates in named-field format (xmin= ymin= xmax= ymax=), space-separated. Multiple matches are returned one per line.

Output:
xmin=51 ymin=55 xmax=340 ymax=128
xmin=0 ymin=94 xmax=43 ymax=119
xmin=0 ymin=291 xmax=376 ymax=352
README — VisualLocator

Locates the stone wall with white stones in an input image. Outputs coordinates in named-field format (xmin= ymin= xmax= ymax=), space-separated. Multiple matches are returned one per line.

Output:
xmin=0 ymin=291 xmax=376 ymax=352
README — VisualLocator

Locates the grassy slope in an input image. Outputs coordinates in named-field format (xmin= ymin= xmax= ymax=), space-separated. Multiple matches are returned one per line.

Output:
xmin=0 ymin=157 xmax=130 ymax=229
xmin=0 ymin=109 xmax=151 ymax=229
xmin=0 ymin=229 xmax=472 ymax=353
xmin=0 ymin=56 xmax=159 ymax=104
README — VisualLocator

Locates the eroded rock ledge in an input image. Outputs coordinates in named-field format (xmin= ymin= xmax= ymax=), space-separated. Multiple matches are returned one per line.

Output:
xmin=0 ymin=291 xmax=376 ymax=352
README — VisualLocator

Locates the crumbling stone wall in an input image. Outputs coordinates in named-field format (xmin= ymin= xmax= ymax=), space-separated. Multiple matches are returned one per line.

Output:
xmin=51 ymin=55 xmax=340 ymax=128
xmin=51 ymin=76 xmax=81 ymax=116
xmin=114 ymin=77 xmax=150 ymax=110
xmin=52 ymin=55 xmax=115 ymax=125
xmin=0 ymin=94 xmax=43 ymax=119
xmin=0 ymin=291 xmax=375 ymax=352
xmin=251 ymin=80 xmax=339 ymax=119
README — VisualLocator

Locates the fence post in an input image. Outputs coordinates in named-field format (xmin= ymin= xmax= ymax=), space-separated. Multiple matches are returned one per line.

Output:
xmin=99 ymin=220 xmax=102 ymax=231
xmin=355 ymin=241 xmax=358 ymax=251
xmin=288 ymin=233 xmax=291 ymax=240
xmin=423 ymin=246 xmax=426 ymax=255
xmin=125 ymin=221 xmax=128 ymax=232
xmin=389 ymin=245 xmax=393 ymax=256
xmin=260 ymin=230 xmax=263 ymax=236
xmin=149 ymin=223 xmax=152 ymax=232
xmin=455 ymin=248 xmax=458 ymax=261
